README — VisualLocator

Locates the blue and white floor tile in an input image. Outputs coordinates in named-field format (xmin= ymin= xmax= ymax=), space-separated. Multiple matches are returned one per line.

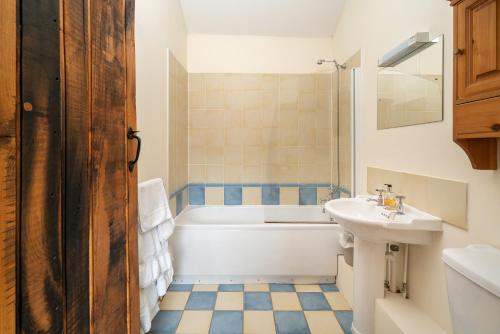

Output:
xmin=151 ymin=283 xmax=353 ymax=334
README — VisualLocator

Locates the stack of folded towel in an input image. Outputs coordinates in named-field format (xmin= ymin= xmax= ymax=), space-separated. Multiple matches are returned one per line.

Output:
xmin=138 ymin=178 xmax=175 ymax=333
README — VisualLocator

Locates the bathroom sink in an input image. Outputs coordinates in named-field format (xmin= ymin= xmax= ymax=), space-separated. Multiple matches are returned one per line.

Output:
xmin=324 ymin=196 xmax=442 ymax=245
xmin=325 ymin=196 xmax=443 ymax=334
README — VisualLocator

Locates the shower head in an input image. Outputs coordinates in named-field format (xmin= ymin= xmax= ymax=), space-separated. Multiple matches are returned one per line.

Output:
xmin=316 ymin=59 xmax=346 ymax=69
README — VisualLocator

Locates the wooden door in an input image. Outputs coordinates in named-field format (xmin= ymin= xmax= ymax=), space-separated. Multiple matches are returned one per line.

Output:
xmin=0 ymin=0 xmax=19 ymax=332
xmin=456 ymin=0 xmax=500 ymax=103
xmin=0 ymin=0 xmax=139 ymax=332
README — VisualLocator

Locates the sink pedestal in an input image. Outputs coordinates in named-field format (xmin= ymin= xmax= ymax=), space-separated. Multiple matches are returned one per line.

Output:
xmin=352 ymin=236 xmax=386 ymax=334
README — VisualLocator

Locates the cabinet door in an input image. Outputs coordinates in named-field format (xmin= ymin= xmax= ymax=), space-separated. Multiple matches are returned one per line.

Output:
xmin=456 ymin=0 xmax=500 ymax=103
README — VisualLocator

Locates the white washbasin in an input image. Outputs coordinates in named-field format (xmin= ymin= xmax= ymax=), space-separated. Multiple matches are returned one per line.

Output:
xmin=325 ymin=195 xmax=442 ymax=244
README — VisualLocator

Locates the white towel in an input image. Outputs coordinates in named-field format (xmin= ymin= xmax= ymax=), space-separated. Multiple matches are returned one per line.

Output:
xmin=140 ymin=284 xmax=160 ymax=333
xmin=157 ymin=220 xmax=175 ymax=243
xmin=138 ymin=229 xmax=162 ymax=264
xmin=139 ymin=258 xmax=160 ymax=288
xmin=138 ymin=178 xmax=172 ymax=232
xmin=156 ymin=275 xmax=167 ymax=297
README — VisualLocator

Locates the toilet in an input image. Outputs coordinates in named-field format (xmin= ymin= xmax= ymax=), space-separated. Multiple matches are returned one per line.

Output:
xmin=442 ymin=245 xmax=500 ymax=334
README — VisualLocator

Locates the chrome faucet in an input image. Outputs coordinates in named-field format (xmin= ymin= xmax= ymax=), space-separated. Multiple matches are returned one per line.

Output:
xmin=366 ymin=188 xmax=385 ymax=206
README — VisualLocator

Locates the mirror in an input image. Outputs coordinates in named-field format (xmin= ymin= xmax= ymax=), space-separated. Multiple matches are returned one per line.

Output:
xmin=377 ymin=35 xmax=443 ymax=129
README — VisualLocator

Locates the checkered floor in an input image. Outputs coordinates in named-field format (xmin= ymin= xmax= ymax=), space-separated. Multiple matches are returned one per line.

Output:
xmin=149 ymin=283 xmax=353 ymax=334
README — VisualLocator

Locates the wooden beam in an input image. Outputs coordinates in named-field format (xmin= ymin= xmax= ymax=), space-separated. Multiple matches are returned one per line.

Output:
xmin=0 ymin=0 xmax=19 ymax=332
xmin=20 ymin=0 xmax=64 ymax=332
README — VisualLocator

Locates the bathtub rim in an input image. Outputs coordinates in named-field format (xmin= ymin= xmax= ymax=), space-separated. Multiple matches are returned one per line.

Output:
xmin=174 ymin=204 xmax=340 ymax=230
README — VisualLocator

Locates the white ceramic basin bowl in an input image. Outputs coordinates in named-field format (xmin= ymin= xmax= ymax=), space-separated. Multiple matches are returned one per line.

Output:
xmin=325 ymin=196 xmax=442 ymax=244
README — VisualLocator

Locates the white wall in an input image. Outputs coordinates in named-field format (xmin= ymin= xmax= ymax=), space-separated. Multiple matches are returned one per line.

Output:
xmin=331 ymin=0 xmax=500 ymax=332
xmin=188 ymin=34 xmax=334 ymax=73
xmin=136 ymin=0 xmax=187 ymax=184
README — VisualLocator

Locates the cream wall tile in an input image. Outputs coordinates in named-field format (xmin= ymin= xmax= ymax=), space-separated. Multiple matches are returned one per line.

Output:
xmin=169 ymin=197 xmax=177 ymax=218
xmin=205 ymin=187 xmax=224 ymax=205
xmin=243 ymin=187 xmax=261 ymax=205
xmin=224 ymin=164 xmax=243 ymax=183
xmin=279 ymin=165 xmax=299 ymax=183
xmin=243 ymin=145 xmax=263 ymax=165
xmin=188 ymin=73 xmax=334 ymax=190
xmin=224 ymin=145 xmax=243 ymax=164
xmin=367 ymin=167 xmax=467 ymax=229
xmin=280 ymin=187 xmax=299 ymax=205
xmin=206 ymin=146 xmax=224 ymax=164
xmin=242 ymin=165 xmax=262 ymax=183
xmin=205 ymin=109 xmax=225 ymax=128
xmin=190 ymin=164 xmax=207 ymax=183
xmin=206 ymin=165 xmax=224 ymax=183
xmin=317 ymin=188 xmax=331 ymax=204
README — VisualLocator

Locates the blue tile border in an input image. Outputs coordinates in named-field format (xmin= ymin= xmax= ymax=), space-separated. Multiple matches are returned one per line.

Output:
xmin=299 ymin=186 xmax=317 ymax=205
xmin=188 ymin=185 xmax=205 ymax=205
xmin=175 ymin=183 xmax=351 ymax=207
xmin=262 ymin=185 xmax=280 ymax=205
xmin=175 ymin=191 xmax=183 ymax=216
xmin=168 ymin=183 xmax=188 ymax=200
xmin=224 ymin=185 xmax=242 ymax=205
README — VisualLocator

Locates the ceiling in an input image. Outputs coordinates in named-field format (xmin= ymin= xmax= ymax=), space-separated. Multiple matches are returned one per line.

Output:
xmin=179 ymin=0 xmax=345 ymax=38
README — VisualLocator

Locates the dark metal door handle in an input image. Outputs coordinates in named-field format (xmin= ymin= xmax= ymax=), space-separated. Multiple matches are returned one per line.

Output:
xmin=127 ymin=128 xmax=141 ymax=172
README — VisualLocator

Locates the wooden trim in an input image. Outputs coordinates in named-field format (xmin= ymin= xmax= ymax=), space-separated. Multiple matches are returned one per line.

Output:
xmin=454 ymin=138 xmax=498 ymax=169
xmin=0 ymin=0 xmax=19 ymax=332
xmin=20 ymin=0 xmax=65 ymax=332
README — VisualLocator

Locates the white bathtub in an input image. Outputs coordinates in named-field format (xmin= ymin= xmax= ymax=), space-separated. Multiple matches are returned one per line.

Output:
xmin=170 ymin=205 xmax=343 ymax=284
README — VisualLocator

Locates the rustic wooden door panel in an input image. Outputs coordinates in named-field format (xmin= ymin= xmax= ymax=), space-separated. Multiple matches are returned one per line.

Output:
xmin=90 ymin=0 xmax=131 ymax=332
xmin=456 ymin=0 xmax=500 ymax=103
xmin=0 ymin=0 xmax=19 ymax=332
xmin=63 ymin=0 xmax=91 ymax=332
xmin=20 ymin=0 xmax=65 ymax=332
xmin=2 ymin=0 xmax=139 ymax=331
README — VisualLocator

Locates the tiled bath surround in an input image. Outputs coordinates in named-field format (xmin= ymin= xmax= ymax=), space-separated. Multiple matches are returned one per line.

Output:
xmin=167 ymin=52 xmax=189 ymax=216
xmin=188 ymin=73 xmax=335 ymax=187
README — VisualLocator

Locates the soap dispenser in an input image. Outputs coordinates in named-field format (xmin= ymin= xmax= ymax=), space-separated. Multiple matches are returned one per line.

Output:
xmin=383 ymin=184 xmax=396 ymax=209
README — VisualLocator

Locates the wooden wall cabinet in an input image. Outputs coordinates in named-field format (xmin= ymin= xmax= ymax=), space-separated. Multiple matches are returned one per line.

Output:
xmin=451 ymin=0 xmax=500 ymax=169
